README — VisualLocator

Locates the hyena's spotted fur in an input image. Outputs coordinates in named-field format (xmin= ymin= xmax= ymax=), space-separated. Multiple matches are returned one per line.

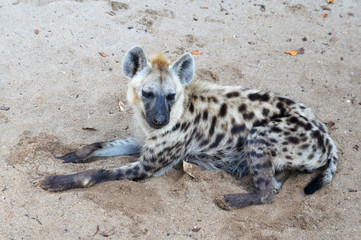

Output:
xmin=41 ymin=46 xmax=338 ymax=209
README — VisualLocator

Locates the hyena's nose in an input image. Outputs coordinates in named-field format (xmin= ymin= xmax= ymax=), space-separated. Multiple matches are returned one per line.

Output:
xmin=152 ymin=114 xmax=168 ymax=126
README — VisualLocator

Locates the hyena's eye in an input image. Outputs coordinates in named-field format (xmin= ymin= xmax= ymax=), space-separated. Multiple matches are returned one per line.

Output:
xmin=142 ymin=90 xmax=154 ymax=99
xmin=166 ymin=93 xmax=176 ymax=101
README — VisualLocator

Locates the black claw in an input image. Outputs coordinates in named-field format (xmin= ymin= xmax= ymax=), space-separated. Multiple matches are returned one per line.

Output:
xmin=55 ymin=152 xmax=81 ymax=163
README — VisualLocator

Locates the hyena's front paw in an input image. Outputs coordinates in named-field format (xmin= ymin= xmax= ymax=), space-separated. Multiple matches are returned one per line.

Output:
xmin=40 ymin=174 xmax=78 ymax=192
xmin=56 ymin=142 xmax=104 ymax=163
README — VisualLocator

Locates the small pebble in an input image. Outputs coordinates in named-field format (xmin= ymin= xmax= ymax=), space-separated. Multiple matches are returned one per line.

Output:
xmin=0 ymin=106 xmax=10 ymax=111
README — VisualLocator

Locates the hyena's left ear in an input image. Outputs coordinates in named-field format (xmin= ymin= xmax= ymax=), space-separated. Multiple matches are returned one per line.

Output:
xmin=170 ymin=53 xmax=194 ymax=85
xmin=123 ymin=46 xmax=149 ymax=78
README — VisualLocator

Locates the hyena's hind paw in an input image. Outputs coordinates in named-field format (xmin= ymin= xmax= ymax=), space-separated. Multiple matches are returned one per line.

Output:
xmin=40 ymin=174 xmax=79 ymax=192
xmin=56 ymin=142 xmax=104 ymax=163
xmin=215 ymin=192 xmax=275 ymax=210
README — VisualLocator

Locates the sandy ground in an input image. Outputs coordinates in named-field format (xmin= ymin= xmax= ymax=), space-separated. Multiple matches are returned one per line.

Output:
xmin=0 ymin=0 xmax=360 ymax=239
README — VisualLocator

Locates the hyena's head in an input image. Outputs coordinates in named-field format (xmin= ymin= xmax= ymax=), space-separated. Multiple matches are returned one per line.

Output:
xmin=123 ymin=46 xmax=194 ymax=130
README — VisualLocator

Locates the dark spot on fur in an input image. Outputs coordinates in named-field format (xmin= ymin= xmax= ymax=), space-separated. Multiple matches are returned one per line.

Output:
xmin=209 ymin=116 xmax=217 ymax=136
xmin=181 ymin=122 xmax=190 ymax=132
xmin=287 ymin=136 xmax=300 ymax=144
xmin=209 ymin=134 xmax=225 ymax=148
xmin=243 ymin=112 xmax=255 ymax=120
xmin=226 ymin=91 xmax=240 ymax=98
xmin=289 ymin=116 xmax=299 ymax=124
xmin=236 ymin=136 xmax=245 ymax=149
xmin=189 ymin=102 xmax=194 ymax=113
xmin=144 ymin=165 xmax=152 ymax=172
xmin=286 ymin=155 xmax=293 ymax=160
xmin=253 ymin=119 xmax=268 ymax=128
xmin=200 ymin=96 xmax=205 ymax=101
xmin=271 ymin=126 xmax=282 ymax=133
xmin=271 ymin=150 xmax=277 ymax=157
xmin=270 ymin=138 xmax=278 ymax=143
xmin=282 ymin=147 xmax=288 ymax=152
xmin=276 ymin=102 xmax=286 ymax=116
xmin=308 ymin=154 xmax=314 ymax=160
xmin=219 ymin=103 xmax=228 ymax=117
xmin=238 ymin=104 xmax=247 ymax=112
xmin=305 ymin=123 xmax=312 ymax=130
xmin=194 ymin=113 xmax=201 ymax=125
xmin=200 ymin=139 xmax=209 ymax=147
xmin=208 ymin=96 xmax=218 ymax=103
xmin=126 ymin=169 xmax=133 ymax=175
xmin=279 ymin=97 xmax=295 ymax=105
xmin=300 ymin=144 xmax=309 ymax=149
xmin=255 ymin=177 xmax=265 ymax=185
xmin=172 ymin=123 xmax=180 ymax=131
xmin=249 ymin=151 xmax=264 ymax=158
xmin=202 ymin=110 xmax=208 ymax=121
xmin=248 ymin=92 xmax=270 ymax=102
xmin=262 ymin=108 xmax=270 ymax=117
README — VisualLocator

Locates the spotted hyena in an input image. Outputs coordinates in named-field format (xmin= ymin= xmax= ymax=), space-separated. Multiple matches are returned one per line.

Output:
xmin=41 ymin=46 xmax=338 ymax=210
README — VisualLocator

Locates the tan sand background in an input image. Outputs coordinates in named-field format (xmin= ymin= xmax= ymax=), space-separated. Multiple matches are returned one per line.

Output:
xmin=0 ymin=0 xmax=360 ymax=239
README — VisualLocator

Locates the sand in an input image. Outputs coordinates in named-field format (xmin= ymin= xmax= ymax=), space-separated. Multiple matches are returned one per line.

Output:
xmin=0 ymin=0 xmax=360 ymax=239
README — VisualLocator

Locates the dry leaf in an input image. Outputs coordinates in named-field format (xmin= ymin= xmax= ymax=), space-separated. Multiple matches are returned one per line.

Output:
xmin=323 ymin=13 xmax=328 ymax=18
xmin=321 ymin=5 xmax=331 ymax=11
xmin=93 ymin=225 xmax=100 ymax=236
xmin=107 ymin=11 xmax=115 ymax=16
xmin=183 ymin=161 xmax=196 ymax=178
xmin=326 ymin=0 xmax=335 ymax=4
xmin=285 ymin=50 xmax=298 ymax=56
xmin=101 ymin=227 xmax=116 ymax=237
xmin=99 ymin=52 xmax=109 ymax=57
xmin=192 ymin=226 xmax=201 ymax=232
xmin=82 ymin=127 xmax=97 ymax=131
xmin=34 ymin=29 xmax=39 ymax=34
xmin=118 ymin=101 xmax=125 ymax=112
xmin=191 ymin=50 xmax=202 ymax=55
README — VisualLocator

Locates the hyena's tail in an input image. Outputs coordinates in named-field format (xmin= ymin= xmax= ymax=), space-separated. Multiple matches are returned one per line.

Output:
xmin=304 ymin=146 xmax=338 ymax=195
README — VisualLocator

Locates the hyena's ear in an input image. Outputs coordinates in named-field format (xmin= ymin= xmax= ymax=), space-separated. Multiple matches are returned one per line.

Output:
xmin=123 ymin=46 xmax=149 ymax=78
xmin=170 ymin=53 xmax=194 ymax=85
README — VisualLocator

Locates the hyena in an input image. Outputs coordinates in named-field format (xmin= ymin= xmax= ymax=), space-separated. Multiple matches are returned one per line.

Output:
xmin=41 ymin=46 xmax=338 ymax=210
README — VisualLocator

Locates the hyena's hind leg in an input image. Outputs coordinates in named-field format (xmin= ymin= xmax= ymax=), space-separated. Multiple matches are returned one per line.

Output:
xmin=216 ymin=131 xmax=277 ymax=210
xmin=57 ymin=137 xmax=142 ymax=163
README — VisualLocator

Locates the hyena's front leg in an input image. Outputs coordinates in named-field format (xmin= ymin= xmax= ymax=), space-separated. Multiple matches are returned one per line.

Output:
xmin=40 ymin=161 xmax=148 ymax=191
xmin=57 ymin=137 xmax=142 ymax=163
xmin=41 ymin=146 xmax=181 ymax=191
